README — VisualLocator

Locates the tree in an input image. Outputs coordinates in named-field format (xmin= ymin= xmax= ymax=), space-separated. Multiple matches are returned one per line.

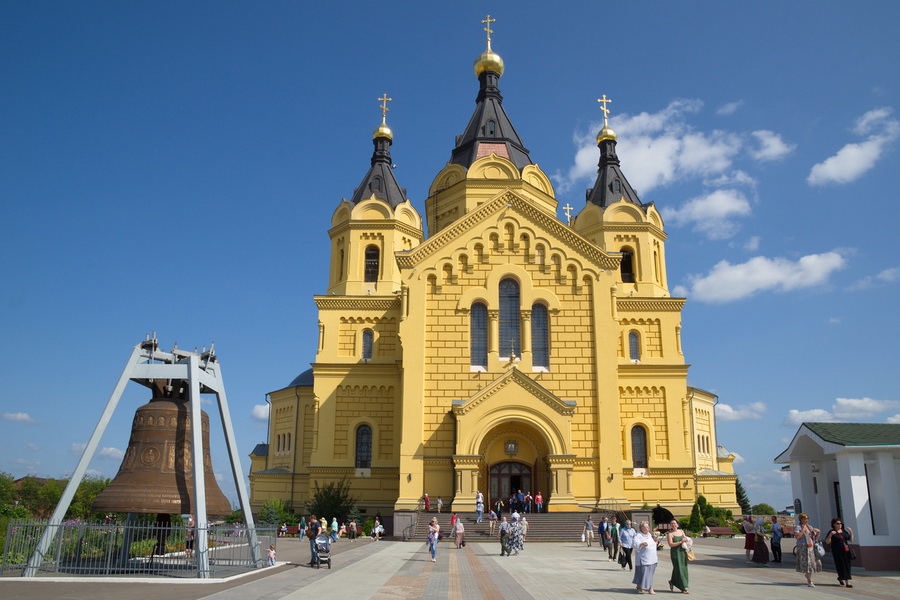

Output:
xmin=0 ymin=472 xmax=15 ymax=507
xmin=688 ymin=502 xmax=703 ymax=532
xmin=67 ymin=476 xmax=110 ymax=520
xmin=258 ymin=497 xmax=293 ymax=525
xmin=751 ymin=503 xmax=775 ymax=515
xmin=735 ymin=477 xmax=751 ymax=514
xmin=305 ymin=478 xmax=357 ymax=524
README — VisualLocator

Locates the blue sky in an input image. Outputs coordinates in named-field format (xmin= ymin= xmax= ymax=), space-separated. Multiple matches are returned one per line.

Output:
xmin=2 ymin=2 xmax=898 ymax=512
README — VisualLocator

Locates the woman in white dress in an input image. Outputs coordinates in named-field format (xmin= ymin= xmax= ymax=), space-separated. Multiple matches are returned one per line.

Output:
xmin=632 ymin=521 xmax=659 ymax=594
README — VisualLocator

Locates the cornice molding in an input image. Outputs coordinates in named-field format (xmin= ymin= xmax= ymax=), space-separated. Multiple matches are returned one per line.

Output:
xmin=399 ymin=192 xmax=620 ymax=271
xmin=328 ymin=220 xmax=424 ymax=240
xmin=617 ymin=298 xmax=686 ymax=312
xmin=452 ymin=368 xmax=576 ymax=417
xmin=314 ymin=296 xmax=401 ymax=311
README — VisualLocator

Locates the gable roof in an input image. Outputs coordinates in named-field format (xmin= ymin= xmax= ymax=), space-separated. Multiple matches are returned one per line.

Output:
xmin=803 ymin=422 xmax=900 ymax=446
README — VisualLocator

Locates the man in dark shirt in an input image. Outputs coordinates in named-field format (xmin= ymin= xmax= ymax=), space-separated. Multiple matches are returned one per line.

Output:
xmin=307 ymin=515 xmax=321 ymax=566
xmin=499 ymin=516 xmax=511 ymax=556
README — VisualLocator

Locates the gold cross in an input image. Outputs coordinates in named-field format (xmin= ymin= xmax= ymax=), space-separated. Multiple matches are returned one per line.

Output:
xmin=562 ymin=203 xmax=574 ymax=226
xmin=597 ymin=94 xmax=613 ymax=126
xmin=482 ymin=14 xmax=496 ymax=47
xmin=378 ymin=93 xmax=392 ymax=121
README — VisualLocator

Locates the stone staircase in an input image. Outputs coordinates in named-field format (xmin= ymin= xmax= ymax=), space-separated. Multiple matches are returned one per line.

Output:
xmin=408 ymin=511 xmax=596 ymax=543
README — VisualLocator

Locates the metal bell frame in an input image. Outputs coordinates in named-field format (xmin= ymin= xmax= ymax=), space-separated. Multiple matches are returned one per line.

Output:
xmin=24 ymin=335 xmax=261 ymax=578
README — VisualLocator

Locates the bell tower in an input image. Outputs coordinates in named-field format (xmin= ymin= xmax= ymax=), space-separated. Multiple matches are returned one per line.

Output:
xmin=327 ymin=94 xmax=423 ymax=296
xmin=572 ymin=95 xmax=670 ymax=298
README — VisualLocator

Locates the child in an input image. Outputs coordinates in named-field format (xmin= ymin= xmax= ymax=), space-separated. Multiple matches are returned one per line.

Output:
xmin=267 ymin=544 xmax=276 ymax=566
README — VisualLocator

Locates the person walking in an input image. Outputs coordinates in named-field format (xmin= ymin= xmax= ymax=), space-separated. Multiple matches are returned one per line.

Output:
xmin=619 ymin=519 xmax=636 ymax=571
xmin=742 ymin=516 xmax=755 ymax=563
xmin=307 ymin=515 xmax=321 ymax=567
xmin=598 ymin=517 xmax=610 ymax=553
xmin=752 ymin=516 xmax=770 ymax=566
xmin=488 ymin=509 xmax=497 ymax=536
xmin=437 ymin=496 xmax=443 ymax=513
xmin=607 ymin=516 xmax=621 ymax=561
xmin=495 ymin=498 xmax=505 ymax=520
xmin=298 ymin=516 xmax=307 ymax=540
xmin=825 ymin=517 xmax=854 ymax=588
xmin=508 ymin=515 xmax=524 ymax=555
xmin=422 ymin=493 xmax=431 ymax=512
xmin=476 ymin=490 xmax=484 ymax=523
xmin=769 ymin=516 xmax=783 ymax=563
xmin=794 ymin=513 xmax=822 ymax=587
xmin=583 ymin=515 xmax=595 ymax=547
xmin=454 ymin=516 xmax=465 ymax=548
xmin=348 ymin=518 xmax=357 ymax=541
xmin=521 ymin=515 xmax=528 ymax=541
xmin=330 ymin=517 xmax=339 ymax=542
xmin=524 ymin=491 xmax=533 ymax=513
xmin=267 ymin=544 xmax=276 ymax=566
xmin=534 ymin=491 xmax=543 ymax=514
xmin=666 ymin=519 xmax=690 ymax=594
xmin=632 ymin=521 xmax=659 ymax=594
xmin=499 ymin=516 xmax=511 ymax=556
xmin=427 ymin=517 xmax=440 ymax=562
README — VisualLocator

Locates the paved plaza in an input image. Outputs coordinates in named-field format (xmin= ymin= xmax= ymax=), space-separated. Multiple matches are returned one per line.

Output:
xmin=2 ymin=537 xmax=898 ymax=600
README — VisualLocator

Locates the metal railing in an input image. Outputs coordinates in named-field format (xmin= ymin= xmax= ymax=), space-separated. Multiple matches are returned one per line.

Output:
xmin=1 ymin=520 xmax=275 ymax=579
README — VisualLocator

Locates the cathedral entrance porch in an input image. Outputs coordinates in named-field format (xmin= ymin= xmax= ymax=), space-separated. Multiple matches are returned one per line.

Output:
xmin=489 ymin=461 xmax=532 ymax=510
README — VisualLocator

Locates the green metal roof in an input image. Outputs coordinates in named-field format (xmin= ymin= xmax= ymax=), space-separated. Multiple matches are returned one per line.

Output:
xmin=804 ymin=422 xmax=900 ymax=446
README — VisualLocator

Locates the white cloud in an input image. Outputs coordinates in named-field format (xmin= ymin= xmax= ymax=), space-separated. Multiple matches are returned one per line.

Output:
xmin=743 ymin=236 xmax=761 ymax=251
xmin=252 ymin=404 xmax=269 ymax=421
xmin=749 ymin=130 xmax=796 ymax=161
xmin=663 ymin=189 xmax=751 ymax=239
xmin=731 ymin=452 xmax=745 ymax=465
xmin=833 ymin=397 xmax=900 ymax=419
xmin=98 ymin=447 xmax=125 ymax=460
xmin=716 ymin=101 xmax=744 ymax=116
xmin=716 ymin=401 xmax=767 ymax=421
xmin=784 ymin=408 xmax=839 ymax=426
xmin=828 ymin=317 xmax=842 ymax=324
xmin=14 ymin=458 xmax=41 ymax=468
xmin=887 ymin=414 xmax=900 ymax=424
xmin=807 ymin=108 xmax=900 ymax=185
xmin=878 ymin=267 xmax=900 ymax=282
xmin=678 ymin=251 xmax=846 ymax=303
xmin=2 ymin=412 xmax=36 ymax=423
xmin=70 ymin=442 xmax=87 ymax=454
xmin=555 ymin=99 xmax=751 ymax=195
xmin=26 ymin=442 xmax=39 ymax=452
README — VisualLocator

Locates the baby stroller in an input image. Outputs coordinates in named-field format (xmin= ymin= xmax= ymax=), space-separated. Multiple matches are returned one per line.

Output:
xmin=314 ymin=533 xmax=332 ymax=569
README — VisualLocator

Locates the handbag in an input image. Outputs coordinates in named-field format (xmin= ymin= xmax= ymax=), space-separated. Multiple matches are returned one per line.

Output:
xmin=618 ymin=551 xmax=627 ymax=566
xmin=849 ymin=547 xmax=857 ymax=560
xmin=581 ymin=533 xmax=586 ymax=542
xmin=686 ymin=549 xmax=696 ymax=561
xmin=814 ymin=541 xmax=825 ymax=557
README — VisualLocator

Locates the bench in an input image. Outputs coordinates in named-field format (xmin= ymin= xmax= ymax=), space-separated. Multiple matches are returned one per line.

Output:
xmin=703 ymin=527 xmax=735 ymax=538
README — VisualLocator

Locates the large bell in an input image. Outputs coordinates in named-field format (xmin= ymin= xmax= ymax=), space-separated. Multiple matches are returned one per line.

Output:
xmin=93 ymin=382 xmax=232 ymax=515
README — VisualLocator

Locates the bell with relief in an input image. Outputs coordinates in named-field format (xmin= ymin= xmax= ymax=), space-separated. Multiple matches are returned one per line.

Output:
xmin=92 ymin=381 xmax=232 ymax=515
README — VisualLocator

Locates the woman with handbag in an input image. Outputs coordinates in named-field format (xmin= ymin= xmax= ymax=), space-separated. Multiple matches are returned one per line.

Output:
xmin=666 ymin=519 xmax=690 ymax=594
xmin=794 ymin=513 xmax=822 ymax=587
xmin=427 ymin=517 xmax=440 ymax=562
xmin=752 ymin=517 xmax=770 ymax=566
xmin=825 ymin=517 xmax=854 ymax=588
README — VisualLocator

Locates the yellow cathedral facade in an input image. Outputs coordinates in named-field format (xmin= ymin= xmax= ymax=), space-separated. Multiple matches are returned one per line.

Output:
xmin=249 ymin=23 xmax=739 ymax=522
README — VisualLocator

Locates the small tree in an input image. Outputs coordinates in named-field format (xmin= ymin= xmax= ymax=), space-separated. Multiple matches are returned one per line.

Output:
xmin=751 ymin=503 xmax=775 ymax=515
xmin=306 ymin=478 xmax=357 ymax=524
xmin=258 ymin=497 xmax=293 ymax=525
xmin=735 ymin=477 xmax=751 ymax=515
xmin=688 ymin=502 xmax=703 ymax=533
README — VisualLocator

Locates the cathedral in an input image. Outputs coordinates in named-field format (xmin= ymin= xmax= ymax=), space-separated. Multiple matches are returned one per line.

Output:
xmin=249 ymin=21 xmax=739 ymax=524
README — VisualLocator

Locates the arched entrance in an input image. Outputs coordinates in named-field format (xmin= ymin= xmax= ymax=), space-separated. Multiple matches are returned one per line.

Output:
xmin=490 ymin=461 xmax=531 ymax=509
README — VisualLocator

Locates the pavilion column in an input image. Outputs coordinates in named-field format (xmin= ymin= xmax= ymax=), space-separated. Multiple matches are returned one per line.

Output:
xmin=836 ymin=452 xmax=873 ymax=540
xmin=546 ymin=454 xmax=577 ymax=511
xmin=452 ymin=455 xmax=481 ymax=508
xmin=488 ymin=310 xmax=499 ymax=363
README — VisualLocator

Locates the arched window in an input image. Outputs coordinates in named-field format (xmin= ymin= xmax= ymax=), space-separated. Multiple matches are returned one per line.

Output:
xmin=499 ymin=278 xmax=520 ymax=358
xmin=487 ymin=119 xmax=496 ymax=136
xmin=276 ymin=434 xmax=281 ymax=453
xmin=631 ymin=425 xmax=648 ymax=469
xmin=372 ymin=176 xmax=382 ymax=191
xmin=620 ymin=249 xmax=635 ymax=283
xmin=286 ymin=433 xmax=291 ymax=452
xmin=629 ymin=331 xmax=640 ymax=361
xmin=362 ymin=329 xmax=373 ymax=360
xmin=470 ymin=302 xmax=488 ymax=368
xmin=355 ymin=425 xmax=372 ymax=468
xmin=364 ymin=246 xmax=379 ymax=282
xmin=532 ymin=303 xmax=549 ymax=369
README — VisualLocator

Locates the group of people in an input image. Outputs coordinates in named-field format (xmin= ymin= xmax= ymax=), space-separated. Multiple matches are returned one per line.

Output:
xmin=582 ymin=515 xmax=624 ymax=561
xmin=624 ymin=519 xmax=691 ymax=595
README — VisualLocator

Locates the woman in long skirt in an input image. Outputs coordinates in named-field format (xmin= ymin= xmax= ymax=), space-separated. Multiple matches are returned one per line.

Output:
xmin=508 ymin=516 xmax=524 ymax=554
xmin=794 ymin=513 xmax=822 ymax=587
xmin=752 ymin=517 xmax=770 ymax=566
xmin=666 ymin=519 xmax=690 ymax=593
xmin=632 ymin=521 xmax=659 ymax=594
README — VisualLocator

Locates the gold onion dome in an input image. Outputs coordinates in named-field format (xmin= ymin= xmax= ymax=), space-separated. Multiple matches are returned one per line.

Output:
xmin=474 ymin=48 xmax=504 ymax=77
xmin=597 ymin=125 xmax=616 ymax=143
xmin=373 ymin=120 xmax=393 ymax=140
